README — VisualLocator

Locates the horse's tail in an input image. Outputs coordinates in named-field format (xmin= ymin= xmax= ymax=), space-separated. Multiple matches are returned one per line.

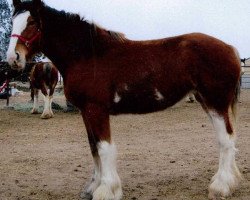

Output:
xmin=231 ymin=46 xmax=241 ymax=121
xmin=43 ymin=62 xmax=52 ymax=80
xmin=231 ymin=82 xmax=240 ymax=121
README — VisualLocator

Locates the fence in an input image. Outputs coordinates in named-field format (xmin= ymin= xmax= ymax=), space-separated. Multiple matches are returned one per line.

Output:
xmin=241 ymin=65 xmax=250 ymax=89
xmin=0 ymin=61 xmax=35 ymax=84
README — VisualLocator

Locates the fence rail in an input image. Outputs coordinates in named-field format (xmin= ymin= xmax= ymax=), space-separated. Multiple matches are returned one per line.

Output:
xmin=0 ymin=61 xmax=62 ymax=85
xmin=241 ymin=65 xmax=250 ymax=89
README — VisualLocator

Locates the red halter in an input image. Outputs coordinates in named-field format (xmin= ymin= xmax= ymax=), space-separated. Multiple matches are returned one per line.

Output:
xmin=11 ymin=30 xmax=41 ymax=48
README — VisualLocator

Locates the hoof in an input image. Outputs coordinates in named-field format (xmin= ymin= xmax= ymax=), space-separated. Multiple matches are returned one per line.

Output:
xmin=92 ymin=184 xmax=114 ymax=200
xmin=92 ymin=183 xmax=122 ymax=200
xmin=41 ymin=112 xmax=53 ymax=119
xmin=31 ymin=109 xmax=39 ymax=114
xmin=84 ymin=178 xmax=101 ymax=199
xmin=48 ymin=112 xmax=54 ymax=118
xmin=208 ymin=169 xmax=242 ymax=200
xmin=187 ymin=99 xmax=195 ymax=103
xmin=80 ymin=191 xmax=92 ymax=200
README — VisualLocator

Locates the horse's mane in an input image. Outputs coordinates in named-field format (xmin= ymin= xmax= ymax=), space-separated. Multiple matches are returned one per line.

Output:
xmin=43 ymin=5 xmax=83 ymax=27
xmin=43 ymin=4 xmax=126 ymax=43
xmin=107 ymin=30 xmax=126 ymax=42
xmin=14 ymin=0 xmax=127 ymax=43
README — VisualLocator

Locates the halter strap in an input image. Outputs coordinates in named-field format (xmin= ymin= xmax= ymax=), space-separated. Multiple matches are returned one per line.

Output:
xmin=11 ymin=30 xmax=41 ymax=48
xmin=0 ymin=80 xmax=9 ymax=93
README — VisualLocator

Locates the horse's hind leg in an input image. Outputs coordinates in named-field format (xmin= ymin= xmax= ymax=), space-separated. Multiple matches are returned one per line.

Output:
xmin=31 ymin=89 xmax=39 ymax=114
xmin=47 ymin=84 xmax=57 ymax=117
xmin=81 ymin=103 xmax=122 ymax=200
xmin=207 ymin=109 xmax=242 ymax=199
xmin=40 ymin=85 xmax=53 ymax=119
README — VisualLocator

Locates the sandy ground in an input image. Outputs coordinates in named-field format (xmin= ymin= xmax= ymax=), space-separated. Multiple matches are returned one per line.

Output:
xmin=0 ymin=89 xmax=249 ymax=200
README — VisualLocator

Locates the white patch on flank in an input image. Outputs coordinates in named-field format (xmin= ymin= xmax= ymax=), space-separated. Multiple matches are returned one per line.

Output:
xmin=92 ymin=141 xmax=122 ymax=200
xmin=154 ymin=88 xmax=164 ymax=101
xmin=114 ymin=92 xmax=121 ymax=103
xmin=208 ymin=111 xmax=241 ymax=199
xmin=7 ymin=11 xmax=30 ymax=65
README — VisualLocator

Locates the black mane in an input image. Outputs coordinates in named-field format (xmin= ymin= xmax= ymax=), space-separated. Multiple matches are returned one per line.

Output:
xmin=42 ymin=5 xmax=85 ymax=29
xmin=38 ymin=3 xmax=126 ymax=61
xmin=41 ymin=4 xmax=126 ymax=42
xmin=40 ymin=5 xmax=98 ymax=60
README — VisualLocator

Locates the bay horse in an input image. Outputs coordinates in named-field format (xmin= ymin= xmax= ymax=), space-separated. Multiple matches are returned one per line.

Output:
xmin=7 ymin=0 xmax=242 ymax=199
xmin=29 ymin=62 xmax=58 ymax=119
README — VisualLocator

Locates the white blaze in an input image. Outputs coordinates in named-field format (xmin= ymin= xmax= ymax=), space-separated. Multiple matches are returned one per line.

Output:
xmin=7 ymin=11 xmax=30 ymax=65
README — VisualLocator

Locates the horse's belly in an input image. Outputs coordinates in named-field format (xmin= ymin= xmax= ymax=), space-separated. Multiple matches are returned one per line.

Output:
xmin=109 ymin=90 xmax=178 ymax=114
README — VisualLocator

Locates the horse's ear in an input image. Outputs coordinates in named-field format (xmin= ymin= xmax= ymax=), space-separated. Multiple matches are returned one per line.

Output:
xmin=13 ymin=0 xmax=21 ymax=8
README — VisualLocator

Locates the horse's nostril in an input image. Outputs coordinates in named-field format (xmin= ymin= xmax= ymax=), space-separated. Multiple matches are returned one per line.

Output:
xmin=16 ymin=52 xmax=20 ymax=60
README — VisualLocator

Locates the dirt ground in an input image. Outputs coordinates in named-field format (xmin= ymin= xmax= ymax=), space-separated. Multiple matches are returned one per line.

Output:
xmin=0 ymin=89 xmax=249 ymax=200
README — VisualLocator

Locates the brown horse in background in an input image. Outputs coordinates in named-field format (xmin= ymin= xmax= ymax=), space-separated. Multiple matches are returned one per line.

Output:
xmin=30 ymin=62 xmax=58 ymax=119
xmin=7 ymin=0 xmax=242 ymax=199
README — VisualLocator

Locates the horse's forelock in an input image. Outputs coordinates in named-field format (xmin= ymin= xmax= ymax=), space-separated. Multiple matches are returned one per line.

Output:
xmin=13 ymin=1 xmax=43 ymax=20
xmin=13 ymin=1 xmax=31 ymax=16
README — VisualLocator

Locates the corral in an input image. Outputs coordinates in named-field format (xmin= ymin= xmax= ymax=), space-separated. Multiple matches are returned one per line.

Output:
xmin=0 ymin=89 xmax=249 ymax=200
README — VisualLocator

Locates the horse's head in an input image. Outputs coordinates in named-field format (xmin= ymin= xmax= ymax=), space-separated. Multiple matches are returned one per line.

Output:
xmin=7 ymin=0 xmax=42 ymax=71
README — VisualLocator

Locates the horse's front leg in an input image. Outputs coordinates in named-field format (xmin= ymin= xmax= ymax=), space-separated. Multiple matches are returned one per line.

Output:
xmin=31 ymin=88 xmax=39 ymax=114
xmin=81 ymin=103 xmax=122 ymax=200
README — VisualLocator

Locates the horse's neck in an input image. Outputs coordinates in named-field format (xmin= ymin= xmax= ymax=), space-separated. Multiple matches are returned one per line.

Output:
xmin=40 ymin=12 xmax=92 ymax=70
xmin=39 ymin=6 xmax=124 ymax=78
xmin=40 ymin=28 xmax=96 ymax=77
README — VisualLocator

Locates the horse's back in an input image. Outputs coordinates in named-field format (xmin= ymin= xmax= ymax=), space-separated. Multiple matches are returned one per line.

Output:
xmin=64 ymin=32 xmax=241 ymax=114
xmin=168 ymin=33 xmax=241 ymax=112
xmin=107 ymin=33 xmax=240 ymax=113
